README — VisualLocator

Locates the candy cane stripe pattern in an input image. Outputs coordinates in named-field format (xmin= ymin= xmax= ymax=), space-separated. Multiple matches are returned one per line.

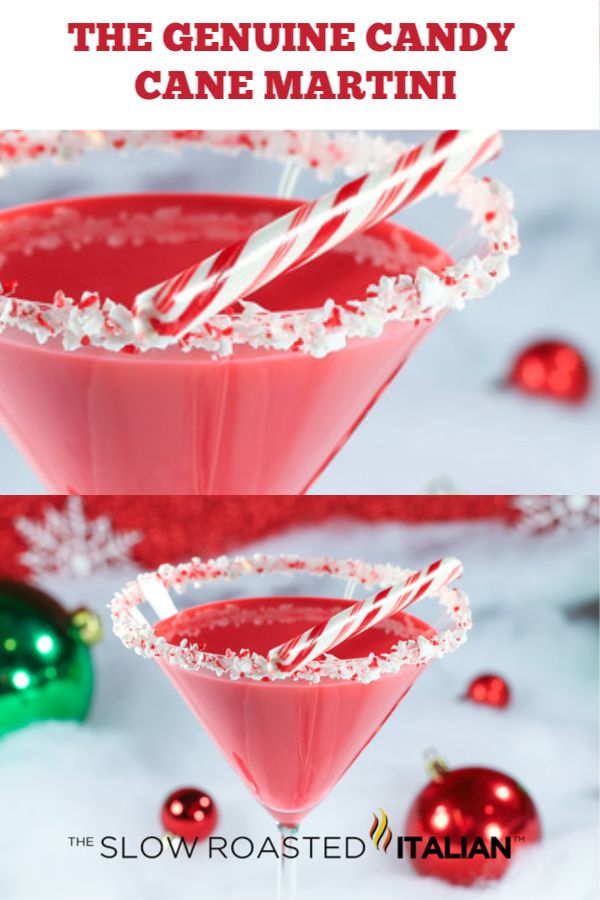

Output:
xmin=267 ymin=556 xmax=464 ymax=674
xmin=133 ymin=130 xmax=501 ymax=341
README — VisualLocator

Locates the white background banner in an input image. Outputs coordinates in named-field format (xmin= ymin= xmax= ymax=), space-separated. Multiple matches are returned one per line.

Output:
xmin=0 ymin=0 xmax=598 ymax=128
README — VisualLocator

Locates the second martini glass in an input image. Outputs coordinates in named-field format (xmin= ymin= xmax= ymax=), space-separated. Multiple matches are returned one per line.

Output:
xmin=111 ymin=553 xmax=472 ymax=897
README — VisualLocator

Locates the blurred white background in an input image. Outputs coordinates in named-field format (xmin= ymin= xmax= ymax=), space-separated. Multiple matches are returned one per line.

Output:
xmin=0 ymin=131 xmax=598 ymax=493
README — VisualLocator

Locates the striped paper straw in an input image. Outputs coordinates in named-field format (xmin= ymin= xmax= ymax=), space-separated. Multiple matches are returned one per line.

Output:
xmin=267 ymin=556 xmax=463 ymax=674
xmin=133 ymin=130 xmax=501 ymax=341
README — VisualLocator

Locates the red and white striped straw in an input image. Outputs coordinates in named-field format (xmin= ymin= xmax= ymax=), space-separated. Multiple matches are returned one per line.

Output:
xmin=267 ymin=556 xmax=463 ymax=674
xmin=133 ymin=130 xmax=501 ymax=341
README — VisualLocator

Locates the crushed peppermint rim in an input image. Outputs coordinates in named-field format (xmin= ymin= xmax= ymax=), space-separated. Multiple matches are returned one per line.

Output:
xmin=0 ymin=130 xmax=518 ymax=359
xmin=110 ymin=553 xmax=472 ymax=684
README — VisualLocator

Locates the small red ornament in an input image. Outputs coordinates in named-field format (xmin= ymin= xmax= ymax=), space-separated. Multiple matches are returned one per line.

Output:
xmin=160 ymin=787 xmax=218 ymax=842
xmin=508 ymin=339 xmax=591 ymax=404
xmin=405 ymin=754 xmax=541 ymax=886
xmin=465 ymin=673 xmax=511 ymax=709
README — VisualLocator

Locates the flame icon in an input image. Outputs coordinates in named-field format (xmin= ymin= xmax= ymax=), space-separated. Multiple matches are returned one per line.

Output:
xmin=370 ymin=808 xmax=392 ymax=852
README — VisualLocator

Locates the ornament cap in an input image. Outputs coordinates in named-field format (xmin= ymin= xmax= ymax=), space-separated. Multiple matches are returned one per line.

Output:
xmin=423 ymin=747 xmax=450 ymax=781
xmin=71 ymin=608 xmax=103 ymax=646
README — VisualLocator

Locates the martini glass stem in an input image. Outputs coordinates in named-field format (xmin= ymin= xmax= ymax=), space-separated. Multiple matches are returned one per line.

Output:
xmin=276 ymin=823 xmax=299 ymax=900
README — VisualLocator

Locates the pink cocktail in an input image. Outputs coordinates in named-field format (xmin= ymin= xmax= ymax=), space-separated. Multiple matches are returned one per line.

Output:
xmin=0 ymin=130 xmax=518 ymax=495
xmin=0 ymin=192 xmax=448 ymax=494
xmin=155 ymin=595 xmax=435 ymax=825
xmin=111 ymin=553 xmax=471 ymax=897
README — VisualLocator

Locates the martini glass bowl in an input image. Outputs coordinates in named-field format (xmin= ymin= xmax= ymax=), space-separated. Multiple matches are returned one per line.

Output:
xmin=111 ymin=553 xmax=472 ymax=898
xmin=0 ymin=192 xmax=448 ymax=494
xmin=0 ymin=130 xmax=518 ymax=495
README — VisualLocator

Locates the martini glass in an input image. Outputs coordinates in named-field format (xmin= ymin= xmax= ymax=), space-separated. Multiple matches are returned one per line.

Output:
xmin=0 ymin=192 xmax=449 ymax=494
xmin=111 ymin=553 xmax=472 ymax=897
xmin=0 ymin=130 xmax=517 ymax=495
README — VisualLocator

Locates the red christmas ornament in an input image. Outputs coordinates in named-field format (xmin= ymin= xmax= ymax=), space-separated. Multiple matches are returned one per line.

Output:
xmin=160 ymin=787 xmax=218 ymax=842
xmin=465 ymin=674 xmax=511 ymax=709
xmin=508 ymin=339 xmax=591 ymax=404
xmin=405 ymin=755 xmax=541 ymax=885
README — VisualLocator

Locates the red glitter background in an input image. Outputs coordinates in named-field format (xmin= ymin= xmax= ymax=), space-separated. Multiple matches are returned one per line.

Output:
xmin=0 ymin=495 xmax=517 ymax=579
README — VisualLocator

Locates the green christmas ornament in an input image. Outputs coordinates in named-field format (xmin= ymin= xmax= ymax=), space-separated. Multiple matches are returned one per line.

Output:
xmin=0 ymin=580 xmax=101 ymax=737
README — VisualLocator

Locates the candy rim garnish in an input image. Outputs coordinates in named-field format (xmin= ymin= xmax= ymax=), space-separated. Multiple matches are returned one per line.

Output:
xmin=0 ymin=129 xmax=519 ymax=359
xmin=132 ymin=130 xmax=501 ymax=341
xmin=109 ymin=553 xmax=472 ymax=684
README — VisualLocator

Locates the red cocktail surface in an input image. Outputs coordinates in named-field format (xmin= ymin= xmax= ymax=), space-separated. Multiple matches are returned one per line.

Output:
xmin=0 ymin=193 xmax=450 ymax=493
xmin=155 ymin=595 xmax=434 ymax=825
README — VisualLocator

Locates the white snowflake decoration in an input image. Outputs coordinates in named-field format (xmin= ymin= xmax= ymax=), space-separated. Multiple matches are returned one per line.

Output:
xmin=512 ymin=495 xmax=599 ymax=535
xmin=15 ymin=497 xmax=142 ymax=579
